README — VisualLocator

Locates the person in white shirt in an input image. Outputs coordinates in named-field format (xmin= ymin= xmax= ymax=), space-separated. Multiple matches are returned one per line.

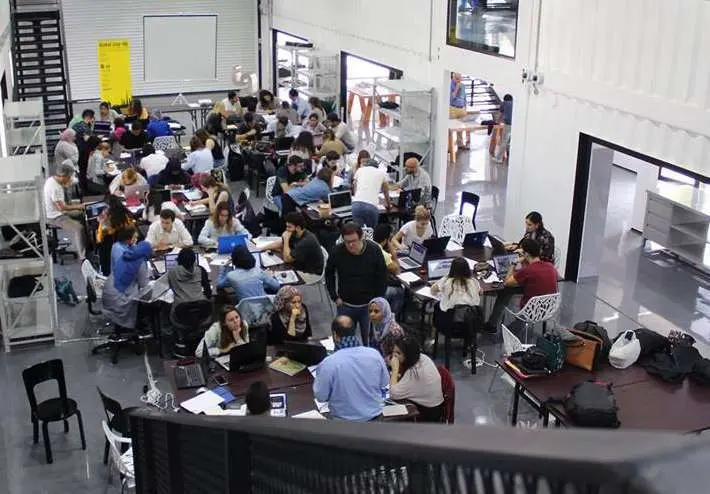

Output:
xmin=43 ymin=161 xmax=86 ymax=259
xmin=352 ymin=159 xmax=392 ymax=228
xmin=139 ymin=144 xmax=169 ymax=178
xmin=431 ymin=256 xmax=480 ymax=311
xmin=392 ymin=206 xmax=434 ymax=250
xmin=388 ymin=334 xmax=444 ymax=422
xmin=326 ymin=112 xmax=355 ymax=152
xmin=109 ymin=168 xmax=148 ymax=196
xmin=222 ymin=90 xmax=243 ymax=117
xmin=145 ymin=209 xmax=194 ymax=250
xmin=182 ymin=136 xmax=214 ymax=174
xmin=288 ymin=88 xmax=310 ymax=122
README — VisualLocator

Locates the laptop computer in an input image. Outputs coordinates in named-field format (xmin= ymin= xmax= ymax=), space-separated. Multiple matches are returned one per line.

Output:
xmin=398 ymin=242 xmax=427 ymax=271
xmin=228 ymin=339 xmax=267 ymax=373
xmin=84 ymin=201 xmax=107 ymax=220
xmin=284 ymin=341 xmax=328 ymax=366
xmin=134 ymin=273 xmax=171 ymax=302
xmin=488 ymin=234 xmax=507 ymax=255
xmin=427 ymin=258 xmax=453 ymax=281
xmin=124 ymin=184 xmax=149 ymax=206
xmin=463 ymin=231 xmax=489 ymax=247
xmin=174 ymin=341 xmax=209 ymax=389
xmin=423 ymin=236 xmax=451 ymax=256
xmin=217 ymin=234 xmax=249 ymax=254
xmin=329 ymin=190 xmax=352 ymax=215
xmin=492 ymin=254 xmax=519 ymax=277
xmin=397 ymin=188 xmax=422 ymax=210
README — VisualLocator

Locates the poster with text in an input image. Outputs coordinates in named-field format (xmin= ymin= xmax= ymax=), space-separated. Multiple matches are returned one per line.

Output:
xmin=98 ymin=39 xmax=132 ymax=107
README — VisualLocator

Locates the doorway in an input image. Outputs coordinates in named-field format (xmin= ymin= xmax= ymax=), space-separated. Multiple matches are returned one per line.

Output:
xmin=339 ymin=52 xmax=402 ymax=126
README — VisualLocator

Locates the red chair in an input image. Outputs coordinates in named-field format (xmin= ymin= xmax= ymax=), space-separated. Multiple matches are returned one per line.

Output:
xmin=437 ymin=365 xmax=456 ymax=424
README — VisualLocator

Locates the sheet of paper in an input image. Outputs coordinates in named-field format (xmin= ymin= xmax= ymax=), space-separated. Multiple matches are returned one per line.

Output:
xmin=215 ymin=355 xmax=230 ymax=371
xmin=307 ymin=365 xmax=319 ymax=378
xmin=183 ymin=189 xmax=203 ymax=201
xmin=204 ymin=404 xmax=247 ymax=416
xmin=483 ymin=272 xmax=501 ymax=284
xmin=415 ymin=286 xmax=439 ymax=300
xmin=293 ymin=410 xmax=326 ymax=420
xmin=252 ymin=236 xmax=281 ymax=249
xmin=446 ymin=240 xmax=463 ymax=252
xmin=210 ymin=255 xmax=231 ymax=266
xmin=314 ymin=400 xmax=330 ymax=414
xmin=320 ymin=337 xmax=335 ymax=352
xmin=397 ymin=271 xmax=421 ymax=284
xmin=382 ymin=404 xmax=409 ymax=417
xmin=260 ymin=252 xmax=285 ymax=268
xmin=180 ymin=391 xmax=224 ymax=414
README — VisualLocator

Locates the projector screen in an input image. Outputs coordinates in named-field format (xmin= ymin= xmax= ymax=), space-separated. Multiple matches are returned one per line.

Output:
xmin=143 ymin=15 xmax=217 ymax=82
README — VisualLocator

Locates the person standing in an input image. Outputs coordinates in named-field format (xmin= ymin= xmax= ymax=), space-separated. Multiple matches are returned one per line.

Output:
xmin=351 ymin=158 xmax=391 ymax=228
xmin=494 ymin=94 xmax=513 ymax=162
xmin=325 ymin=221 xmax=387 ymax=344
xmin=449 ymin=73 xmax=467 ymax=119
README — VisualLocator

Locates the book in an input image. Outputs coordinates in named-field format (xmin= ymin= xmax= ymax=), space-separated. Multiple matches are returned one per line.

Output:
xmin=269 ymin=357 xmax=306 ymax=376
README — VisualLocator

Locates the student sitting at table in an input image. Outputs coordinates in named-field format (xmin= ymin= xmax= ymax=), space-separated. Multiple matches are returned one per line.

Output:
xmin=326 ymin=112 xmax=356 ymax=152
xmin=259 ymin=212 xmax=324 ymax=282
xmin=506 ymin=211 xmax=556 ymax=263
xmin=109 ymin=168 xmax=148 ymax=196
xmin=318 ymin=129 xmax=346 ymax=157
xmin=373 ymin=224 xmax=404 ymax=316
xmin=206 ymin=102 xmax=227 ymax=136
xmin=392 ymin=205 xmax=434 ymax=250
xmin=265 ymin=115 xmax=293 ymax=138
xmin=97 ymin=195 xmax=135 ymax=243
xmin=303 ymin=112 xmax=326 ymax=135
xmin=182 ymin=136 xmax=214 ymax=174
xmin=388 ymin=334 xmax=444 ymax=423
xmin=256 ymin=89 xmax=278 ymax=113
xmin=313 ymin=316 xmax=389 ymax=421
xmin=235 ymin=112 xmax=262 ymax=141
xmin=198 ymin=202 xmax=250 ymax=248
xmin=217 ymin=244 xmax=280 ymax=303
xmin=222 ymin=90 xmax=243 ymax=118
xmin=288 ymin=88 xmax=310 ymax=121
xmin=368 ymin=297 xmax=404 ymax=356
xmin=245 ymin=381 xmax=271 ymax=416
xmin=139 ymin=143 xmax=169 ymax=178
xmin=53 ymin=128 xmax=79 ymax=174
xmin=276 ymin=101 xmax=299 ymax=125
xmin=313 ymin=151 xmax=344 ymax=189
xmin=308 ymin=97 xmax=327 ymax=122
xmin=87 ymin=140 xmax=111 ymax=194
xmin=101 ymin=226 xmax=153 ymax=330
xmin=123 ymin=97 xmax=149 ymax=124
xmin=155 ymin=158 xmax=191 ymax=188
xmin=190 ymin=175 xmax=232 ymax=214
xmin=145 ymin=209 xmax=194 ymax=250
xmin=195 ymin=305 xmax=249 ymax=357
xmin=290 ymin=131 xmax=316 ymax=160
xmin=97 ymin=101 xmax=118 ymax=123
xmin=270 ymin=286 xmax=312 ymax=344
xmin=195 ymin=129 xmax=225 ymax=167
xmin=286 ymin=167 xmax=333 ymax=206
xmin=145 ymin=110 xmax=172 ymax=140
xmin=111 ymin=117 xmax=126 ymax=142
xmin=167 ymin=248 xmax=211 ymax=308
xmin=272 ymin=155 xmax=308 ymax=211
xmin=119 ymin=120 xmax=149 ymax=150
xmin=431 ymin=256 xmax=481 ymax=312
xmin=143 ymin=190 xmax=183 ymax=223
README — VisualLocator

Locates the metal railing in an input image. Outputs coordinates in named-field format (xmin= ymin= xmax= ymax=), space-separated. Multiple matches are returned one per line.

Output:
xmin=129 ymin=407 xmax=710 ymax=494
xmin=11 ymin=0 xmax=59 ymax=13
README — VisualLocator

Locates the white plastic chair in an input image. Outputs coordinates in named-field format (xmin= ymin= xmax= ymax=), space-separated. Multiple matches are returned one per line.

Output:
xmin=264 ymin=176 xmax=278 ymax=212
xmin=302 ymin=246 xmax=333 ymax=313
xmin=81 ymin=259 xmax=107 ymax=317
xmin=504 ymin=292 xmax=561 ymax=343
xmin=152 ymin=135 xmax=179 ymax=152
xmin=439 ymin=214 xmax=475 ymax=244
xmin=487 ymin=324 xmax=534 ymax=392
xmin=102 ymin=420 xmax=135 ymax=493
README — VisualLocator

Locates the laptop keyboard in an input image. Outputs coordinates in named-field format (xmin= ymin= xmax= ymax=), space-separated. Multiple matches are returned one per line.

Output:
xmin=174 ymin=365 xmax=206 ymax=389
xmin=400 ymin=258 xmax=419 ymax=269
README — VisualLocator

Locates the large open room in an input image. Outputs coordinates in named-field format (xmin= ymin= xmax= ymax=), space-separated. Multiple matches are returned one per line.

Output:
xmin=0 ymin=0 xmax=708 ymax=492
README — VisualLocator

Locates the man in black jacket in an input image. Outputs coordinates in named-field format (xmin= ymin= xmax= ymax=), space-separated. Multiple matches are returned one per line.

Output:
xmin=325 ymin=221 xmax=387 ymax=345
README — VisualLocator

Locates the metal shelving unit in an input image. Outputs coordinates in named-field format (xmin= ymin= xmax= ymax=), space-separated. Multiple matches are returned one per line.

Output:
xmin=0 ymin=101 xmax=57 ymax=350
xmin=278 ymin=45 xmax=340 ymax=111
xmin=371 ymin=79 xmax=435 ymax=175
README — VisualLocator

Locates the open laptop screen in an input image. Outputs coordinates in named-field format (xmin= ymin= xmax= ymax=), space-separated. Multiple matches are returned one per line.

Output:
xmin=427 ymin=258 xmax=453 ymax=280
xmin=329 ymin=191 xmax=352 ymax=209
xmin=409 ymin=242 xmax=427 ymax=264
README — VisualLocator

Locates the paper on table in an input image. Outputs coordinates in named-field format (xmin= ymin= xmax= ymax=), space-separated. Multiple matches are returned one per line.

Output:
xmin=445 ymin=240 xmax=463 ymax=252
xmin=415 ymin=286 xmax=439 ymax=300
xmin=314 ymin=400 xmax=330 ymax=414
xmin=260 ymin=252 xmax=285 ymax=267
xmin=382 ymin=404 xmax=409 ymax=417
xmin=293 ymin=410 xmax=326 ymax=420
xmin=253 ymin=236 xmax=281 ymax=249
xmin=397 ymin=271 xmax=421 ymax=284
xmin=180 ymin=391 xmax=224 ymax=414
xmin=483 ymin=272 xmax=501 ymax=284
xmin=307 ymin=365 xmax=319 ymax=378
xmin=320 ymin=337 xmax=335 ymax=352
xmin=183 ymin=189 xmax=203 ymax=201
xmin=204 ymin=405 xmax=246 ymax=416
xmin=210 ymin=255 xmax=231 ymax=266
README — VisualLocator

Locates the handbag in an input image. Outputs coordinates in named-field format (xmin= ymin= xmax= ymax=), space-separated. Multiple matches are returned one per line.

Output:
xmin=8 ymin=275 xmax=44 ymax=298
xmin=536 ymin=333 xmax=566 ymax=372
xmin=565 ymin=328 xmax=603 ymax=371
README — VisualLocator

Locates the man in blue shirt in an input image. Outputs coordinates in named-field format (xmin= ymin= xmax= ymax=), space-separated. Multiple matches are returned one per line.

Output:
xmin=146 ymin=111 xmax=173 ymax=140
xmin=313 ymin=316 xmax=389 ymax=421
xmin=288 ymin=88 xmax=310 ymax=122
xmin=286 ymin=167 xmax=332 ymax=206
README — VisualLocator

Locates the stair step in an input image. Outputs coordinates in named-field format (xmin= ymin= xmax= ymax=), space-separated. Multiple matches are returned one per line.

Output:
xmin=17 ymin=89 xmax=67 ymax=97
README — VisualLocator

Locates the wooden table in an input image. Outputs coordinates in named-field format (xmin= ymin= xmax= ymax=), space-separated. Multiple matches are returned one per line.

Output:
xmin=347 ymin=84 xmax=398 ymax=126
xmin=447 ymin=120 xmax=502 ymax=163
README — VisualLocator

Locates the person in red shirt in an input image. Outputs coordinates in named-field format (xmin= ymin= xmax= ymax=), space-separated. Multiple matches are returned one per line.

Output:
xmin=484 ymin=238 xmax=558 ymax=332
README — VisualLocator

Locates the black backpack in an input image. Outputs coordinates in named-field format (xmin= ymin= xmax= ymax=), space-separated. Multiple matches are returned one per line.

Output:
xmin=562 ymin=381 xmax=620 ymax=428
xmin=573 ymin=321 xmax=612 ymax=364
xmin=227 ymin=144 xmax=245 ymax=181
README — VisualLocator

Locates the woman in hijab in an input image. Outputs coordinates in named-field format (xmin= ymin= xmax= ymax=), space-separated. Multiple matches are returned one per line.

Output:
xmin=269 ymin=286 xmax=312 ymax=344
xmin=368 ymin=297 xmax=404 ymax=356
xmin=155 ymin=158 xmax=191 ymax=187
xmin=53 ymin=128 xmax=79 ymax=174
xmin=101 ymin=225 xmax=153 ymax=329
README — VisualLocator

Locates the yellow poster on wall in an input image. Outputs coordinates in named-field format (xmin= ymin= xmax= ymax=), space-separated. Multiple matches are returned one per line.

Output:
xmin=97 ymin=39 xmax=132 ymax=107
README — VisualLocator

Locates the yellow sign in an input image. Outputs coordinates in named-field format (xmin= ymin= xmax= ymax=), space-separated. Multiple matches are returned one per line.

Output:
xmin=97 ymin=39 xmax=132 ymax=107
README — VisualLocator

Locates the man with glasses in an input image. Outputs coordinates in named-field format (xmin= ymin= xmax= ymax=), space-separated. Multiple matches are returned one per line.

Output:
xmin=325 ymin=221 xmax=388 ymax=345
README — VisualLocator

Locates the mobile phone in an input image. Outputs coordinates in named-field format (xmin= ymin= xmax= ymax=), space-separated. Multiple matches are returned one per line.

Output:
xmin=213 ymin=374 xmax=228 ymax=386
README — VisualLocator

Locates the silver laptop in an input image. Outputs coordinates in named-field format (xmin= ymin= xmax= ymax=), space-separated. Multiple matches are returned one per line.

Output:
xmin=328 ymin=190 xmax=352 ymax=215
xmin=493 ymin=254 xmax=519 ymax=277
xmin=427 ymin=258 xmax=453 ymax=281
xmin=398 ymin=242 xmax=427 ymax=271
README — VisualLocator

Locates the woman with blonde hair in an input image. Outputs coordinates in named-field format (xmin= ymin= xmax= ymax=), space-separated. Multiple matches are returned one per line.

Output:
xmin=108 ymin=167 xmax=147 ymax=196
xmin=392 ymin=205 xmax=434 ymax=250
xmin=195 ymin=305 xmax=249 ymax=357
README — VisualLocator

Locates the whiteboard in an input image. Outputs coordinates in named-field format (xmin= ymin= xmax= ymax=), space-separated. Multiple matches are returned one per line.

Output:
xmin=143 ymin=15 xmax=217 ymax=82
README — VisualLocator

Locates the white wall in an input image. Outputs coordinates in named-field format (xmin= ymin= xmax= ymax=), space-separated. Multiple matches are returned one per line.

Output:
xmin=612 ymin=152 xmax=659 ymax=233
xmin=61 ymin=0 xmax=259 ymax=101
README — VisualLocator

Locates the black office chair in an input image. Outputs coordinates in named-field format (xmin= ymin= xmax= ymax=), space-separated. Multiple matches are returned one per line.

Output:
xmin=430 ymin=186 xmax=440 ymax=233
xmin=396 ymin=188 xmax=422 ymax=226
xmin=432 ymin=305 xmax=482 ymax=375
xmin=170 ymin=300 xmax=214 ymax=358
xmin=98 ymin=387 xmax=129 ymax=465
xmin=47 ymin=226 xmax=77 ymax=265
xmin=459 ymin=191 xmax=480 ymax=230
xmin=22 ymin=359 xmax=86 ymax=464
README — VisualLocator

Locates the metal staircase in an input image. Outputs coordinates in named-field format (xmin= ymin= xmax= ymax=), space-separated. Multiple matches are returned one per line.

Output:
xmin=463 ymin=76 xmax=501 ymax=115
xmin=10 ymin=0 xmax=71 ymax=155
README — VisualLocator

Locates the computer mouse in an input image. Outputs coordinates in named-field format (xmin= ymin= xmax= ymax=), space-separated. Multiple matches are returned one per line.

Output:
xmin=280 ymin=272 xmax=288 ymax=278
xmin=196 ymin=386 xmax=209 ymax=394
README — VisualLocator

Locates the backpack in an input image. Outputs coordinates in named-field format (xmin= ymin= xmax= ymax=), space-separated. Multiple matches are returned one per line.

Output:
xmin=54 ymin=277 xmax=79 ymax=306
xmin=227 ymin=144 xmax=245 ymax=181
xmin=562 ymin=381 xmax=620 ymax=428
xmin=573 ymin=321 xmax=612 ymax=365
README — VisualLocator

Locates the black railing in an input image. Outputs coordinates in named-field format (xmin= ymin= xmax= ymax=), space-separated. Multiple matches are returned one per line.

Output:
xmin=129 ymin=408 xmax=710 ymax=494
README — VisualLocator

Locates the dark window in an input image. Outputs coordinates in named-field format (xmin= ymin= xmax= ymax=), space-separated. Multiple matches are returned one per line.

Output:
xmin=446 ymin=0 xmax=519 ymax=59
